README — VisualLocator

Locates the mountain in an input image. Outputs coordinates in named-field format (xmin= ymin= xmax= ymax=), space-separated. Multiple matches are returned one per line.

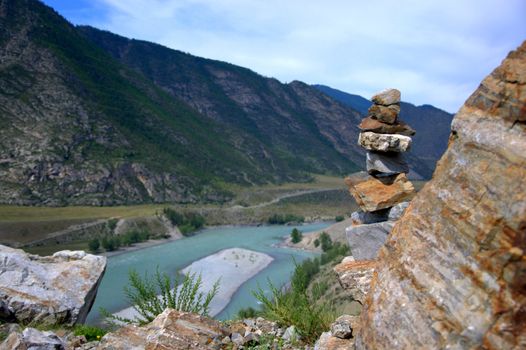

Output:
xmin=313 ymin=85 xmax=455 ymax=177
xmin=0 ymin=0 xmax=366 ymax=206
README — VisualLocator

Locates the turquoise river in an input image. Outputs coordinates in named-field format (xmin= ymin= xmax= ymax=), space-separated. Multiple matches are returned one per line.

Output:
xmin=87 ymin=222 xmax=331 ymax=324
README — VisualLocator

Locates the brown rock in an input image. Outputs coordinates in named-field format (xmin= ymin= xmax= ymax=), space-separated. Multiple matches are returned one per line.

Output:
xmin=359 ymin=116 xmax=415 ymax=136
xmin=334 ymin=259 xmax=376 ymax=304
xmin=371 ymin=88 xmax=401 ymax=105
xmin=356 ymin=41 xmax=526 ymax=350
xmin=358 ymin=132 xmax=411 ymax=152
xmin=314 ymin=331 xmax=356 ymax=350
xmin=345 ymin=172 xmax=416 ymax=212
xmin=97 ymin=309 xmax=228 ymax=349
xmin=367 ymin=104 xmax=399 ymax=124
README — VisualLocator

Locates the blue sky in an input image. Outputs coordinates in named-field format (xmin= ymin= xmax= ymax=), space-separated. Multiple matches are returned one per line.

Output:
xmin=42 ymin=0 xmax=525 ymax=113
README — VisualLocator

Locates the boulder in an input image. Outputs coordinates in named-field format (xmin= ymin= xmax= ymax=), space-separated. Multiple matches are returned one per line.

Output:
xmin=346 ymin=222 xmax=394 ymax=260
xmin=334 ymin=259 xmax=376 ymax=304
xmin=371 ymin=88 xmax=401 ymax=106
xmin=1 ymin=328 xmax=65 ymax=350
xmin=331 ymin=315 xmax=359 ymax=339
xmin=387 ymin=201 xmax=410 ymax=221
xmin=345 ymin=172 xmax=416 ymax=212
xmin=366 ymin=151 xmax=409 ymax=176
xmin=314 ymin=331 xmax=355 ymax=350
xmin=358 ymin=132 xmax=411 ymax=152
xmin=356 ymin=41 xmax=526 ymax=350
xmin=0 ymin=246 xmax=106 ymax=326
xmin=359 ymin=116 xmax=415 ymax=136
xmin=97 ymin=309 xmax=228 ymax=349
xmin=367 ymin=104 xmax=399 ymax=124
xmin=350 ymin=209 xmax=389 ymax=225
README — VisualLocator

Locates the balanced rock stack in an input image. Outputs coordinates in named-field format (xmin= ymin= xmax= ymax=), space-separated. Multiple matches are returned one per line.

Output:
xmin=347 ymin=88 xmax=416 ymax=215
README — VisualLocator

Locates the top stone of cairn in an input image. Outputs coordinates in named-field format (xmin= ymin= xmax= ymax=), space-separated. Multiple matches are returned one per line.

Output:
xmin=371 ymin=88 xmax=401 ymax=106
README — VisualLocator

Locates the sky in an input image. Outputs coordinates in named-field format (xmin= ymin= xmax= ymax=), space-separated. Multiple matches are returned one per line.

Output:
xmin=42 ymin=0 xmax=526 ymax=113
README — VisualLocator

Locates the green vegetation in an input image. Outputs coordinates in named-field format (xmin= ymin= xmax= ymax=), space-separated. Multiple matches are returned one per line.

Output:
xmin=162 ymin=208 xmax=205 ymax=235
xmin=73 ymin=325 xmax=107 ymax=341
xmin=267 ymin=213 xmax=304 ymax=225
xmin=319 ymin=232 xmax=333 ymax=252
xmin=290 ymin=228 xmax=303 ymax=244
xmin=335 ymin=215 xmax=345 ymax=222
xmin=88 ymin=239 xmax=100 ymax=252
xmin=251 ymin=240 xmax=350 ymax=343
xmin=236 ymin=306 xmax=260 ymax=319
xmin=103 ymin=269 xmax=219 ymax=325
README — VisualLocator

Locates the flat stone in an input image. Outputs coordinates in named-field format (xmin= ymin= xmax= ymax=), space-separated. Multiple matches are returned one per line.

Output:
xmin=366 ymin=151 xmax=409 ymax=176
xmin=367 ymin=104 xmax=399 ymax=124
xmin=334 ymin=259 xmax=376 ymax=303
xmin=98 ymin=309 xmax=228 ymax=349
xmin=0 ymin=246 xmax=106 ymax=326
xmin=359 ymin=116 xmax=415 ymax=136
xmin=371 ymin=88 xmax=401 ymax=105
xmin=345 ymin=172 xmax=416 ymax=212
xmin=350 ymin=210 xmax=389 ymax=225
xmin=387 ymin=201 xmax=410 ymax=221
xmin=359 ymin=132 xmax=411 ymax=152
xmin=346 ymin=222 xmax=394 ymax=260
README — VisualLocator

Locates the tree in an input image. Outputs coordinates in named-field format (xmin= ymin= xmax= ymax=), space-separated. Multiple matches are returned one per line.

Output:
xmin=319 ymin=232 xmax=332 ymax=252
xmin=88 ymin=239 xmax=100 ymax=252
xmin=291 ymin=228 xmax=303 ymax=244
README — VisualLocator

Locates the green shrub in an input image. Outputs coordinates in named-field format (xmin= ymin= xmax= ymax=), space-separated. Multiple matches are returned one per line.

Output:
xmin=88 ymin=238 xmax=100 ymax=252
xmin=319 ymin=232 xmax=333 ymax=252
xmin=163 ymin=208 xmax=205 ymax=236
xmin=107 ymin=219 xmax=118 ymax=232
xmin=103 ymin=269 xmax=219 ymax=325
xmin=313 ymin=239 xmax=320 ymax=247
xmin=290 ymin=228 xmax=303 ymax=244
xmin=335 ymin=215 xmax=345 ymax=222
xmin=237 ymin=306 xmax=260 ymax=319
xmin=73 ymin=325 xmax=107 ymax=341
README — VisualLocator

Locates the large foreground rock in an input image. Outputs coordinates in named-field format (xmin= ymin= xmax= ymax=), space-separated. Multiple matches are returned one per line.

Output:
xmin=0 ymin=246 xmax=106 ymax=326
xmin=345 ymin=172 xmax=416 ymax=212
xmin=357 ymin=42 xmax=526 ymax=349
xmin=346 ymin=222 xmax=394 ymax=260
xmin=358 ymin=132 xmax=411 ymax=152
xmin=97 ymin=309 xmax=229 ymax=349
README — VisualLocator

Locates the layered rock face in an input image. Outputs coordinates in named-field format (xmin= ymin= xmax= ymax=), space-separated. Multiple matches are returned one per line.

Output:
xmin=356 ymin=41 xmax=526 ymax=349
xmin=0 ymin=246 xmax=106 ymax=326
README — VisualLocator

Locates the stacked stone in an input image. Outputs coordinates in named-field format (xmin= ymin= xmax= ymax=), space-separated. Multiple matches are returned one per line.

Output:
xmin=343 ymin=88 xmax=416 ymax=261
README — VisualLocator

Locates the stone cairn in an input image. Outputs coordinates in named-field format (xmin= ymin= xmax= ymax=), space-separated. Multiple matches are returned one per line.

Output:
xmin=314 ymin=89 xmax=419 ymax=349
xmin=345 ymin=88 xmax=416 ymax=230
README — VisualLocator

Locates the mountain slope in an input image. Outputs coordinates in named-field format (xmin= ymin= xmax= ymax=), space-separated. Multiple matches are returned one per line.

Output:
xmin=0 ymin=0 xmax=364 ymax=206
xmin=77 ymin=26 xmax=365 ymax=173
xmin=313 ymin=85 xmax=454 ymax=177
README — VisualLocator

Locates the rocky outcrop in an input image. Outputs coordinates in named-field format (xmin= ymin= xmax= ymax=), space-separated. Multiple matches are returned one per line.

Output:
xmin=0 ymin=246 xmax=106 ymax=326
xmin=334 ymin=259 xmax=376 ymax=304
xmin=97 ymin=309 xmax=228 ymax=349
xmin=357 ymin=41 xmax=526 ymax=349
xmin=345 ymin=222 xmax=394 ymax=260
xmin=2 ymin=328 xmax=66 ymax=350
xmin=315 ymin=315 xmax=361 ymax=350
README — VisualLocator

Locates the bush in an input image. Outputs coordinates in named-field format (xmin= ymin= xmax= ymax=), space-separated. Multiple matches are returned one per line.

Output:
xmin=88 ymin=239 xmax=100 ymax=252
xmin=313 ymin=239 xmax=320 ymax=247
xmin=319 ymin=232 xmax=333 ymax=252
xmin=73 ymin=325 xmax=107 ymax=341
xmin=107 ymin=218 xmax=118 ymax=232
xmin=290 ymin=228 xmax=303 ymax=244
xmin=335 ymin=215 xmax=345 ymax=222
xmin=103 ymin=269 xmax=219 ymax=325
xmin=101 ymin=236 xmax=120 ymax=252
xmin=163 ymin=208 xmax=205 ymax=236
xmin=237 ymin=306 xmax=260 ymax=319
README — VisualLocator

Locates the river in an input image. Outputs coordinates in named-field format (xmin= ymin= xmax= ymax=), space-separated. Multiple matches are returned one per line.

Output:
xmin=87 ymin=222 xmax=331 ymax=324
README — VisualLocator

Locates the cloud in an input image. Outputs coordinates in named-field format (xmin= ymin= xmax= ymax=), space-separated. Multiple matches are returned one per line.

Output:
xmin=55 ymin=0 xmax=526 ymax=112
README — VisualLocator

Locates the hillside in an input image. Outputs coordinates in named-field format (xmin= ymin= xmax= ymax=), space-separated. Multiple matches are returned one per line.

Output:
xmin=0 ymin=0 xmax=363 ymax=206
xmin=313 ymin=84 xmax=454 ymax=177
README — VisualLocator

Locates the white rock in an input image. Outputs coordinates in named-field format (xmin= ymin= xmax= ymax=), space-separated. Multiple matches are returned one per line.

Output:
xmin=0 ymin=245 xmax=106 ymax=326
xmin=359 ymin=132 xmax=412 ymax=152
